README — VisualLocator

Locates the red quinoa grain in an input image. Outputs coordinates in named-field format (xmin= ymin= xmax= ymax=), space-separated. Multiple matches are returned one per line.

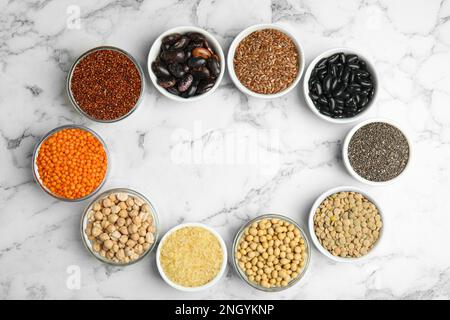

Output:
xmin=70 ymin=49 xmax=142 ymax=121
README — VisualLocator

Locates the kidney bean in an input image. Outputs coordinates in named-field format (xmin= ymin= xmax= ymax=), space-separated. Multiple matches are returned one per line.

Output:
xmin=153 ymin=31 xmax=221 ymax=98
xmin=192 ymin=47 xmax=211 ymax=59
xmin=157 ymin=77 xmax=176 ymax=88
xmin=171 ymin=36 xmax=190 ymax=50
xmin=196 ymin=78 xmax=215 ymax=94
xmin=168 ymin=64 xmax=186 ymax=78
xmin=191 ymin=67 xmax=210 ymax=80
xmin=178 ymin=74 xmax=193 ymax=92
xmin=162 ymin=33 xmax=181 ymax=45
xmin=152 ymin=61 xmax=171 ymax=78
xmin=183 ymin=79 xmax=199 ymax=98
xmin=188 ymin=57 xmax=207 ymax=69
xmin=161 ymin=50 xmax=185 ymax=64
xmin=207 ymin=56 xmax=220 ymax=78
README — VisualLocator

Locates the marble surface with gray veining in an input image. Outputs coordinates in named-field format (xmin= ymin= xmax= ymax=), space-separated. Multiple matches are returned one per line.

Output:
xmin=1 ymin=0 xmax=450 ymax=300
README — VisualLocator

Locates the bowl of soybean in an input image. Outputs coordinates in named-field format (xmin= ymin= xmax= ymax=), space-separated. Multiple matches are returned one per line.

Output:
xmin=342 ymin=118 xmax=412 ymax=185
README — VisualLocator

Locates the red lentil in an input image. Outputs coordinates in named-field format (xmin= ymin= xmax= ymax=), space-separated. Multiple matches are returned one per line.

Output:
xmin=70 ymin=49 xmax=142 ymax=121
xmin=36 ymin=128 xmax=107 ymax=200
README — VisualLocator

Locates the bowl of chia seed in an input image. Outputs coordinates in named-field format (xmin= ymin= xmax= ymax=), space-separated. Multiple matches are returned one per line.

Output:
xmin=342 ymin=118 xmax=412 ymax=185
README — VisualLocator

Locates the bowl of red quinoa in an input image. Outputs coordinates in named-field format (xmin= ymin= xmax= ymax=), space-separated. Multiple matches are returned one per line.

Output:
xmin=342 ymin=118 xmax=412 ymax=186
xmin=227 ymin=24 xmax=304 ymax=99
xmin=67 ymin=46 xmax=145 ymax=123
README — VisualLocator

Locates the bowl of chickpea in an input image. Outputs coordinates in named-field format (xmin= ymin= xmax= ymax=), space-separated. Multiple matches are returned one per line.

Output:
xmin=81 ymin=188 xmax=159 ymax=266
xmin=232 ymin=214 xmax=310 ymax=292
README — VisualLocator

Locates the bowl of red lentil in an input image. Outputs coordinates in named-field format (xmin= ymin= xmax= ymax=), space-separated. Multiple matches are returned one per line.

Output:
xmin=32 ymin=124 xmax=109 ymax=201
xmin=227 ymin=24 xmax=305 ymax=99
xmin=67 ymin=46 xmax=145 ymax=123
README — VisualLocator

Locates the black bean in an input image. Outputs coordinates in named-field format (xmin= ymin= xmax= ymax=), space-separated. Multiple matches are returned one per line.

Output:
xmin=355 ymin=70 xmax=370 ymax=78
xmin=157 ymin=76 xmax=176 ymax=88
xmin=347 ymin=63 xmax=360 ymax=70
xmin=339 ymin=53 xmax=346 ymax=64
xmin=328 ymin=53 xmax=340 ymax=64
xmin=329 ymin=64 xmax=338 ymax=77
xmin=313 ymin=82 xmax=323 ymax=95
xmin=309 ymin=92 xmax=319 ymax=101
xmin=151 ymin=61 xmax=171 ymax=78
xmin=197 ymin=78 xmax=215 ymax=94
xmin=207 ymin=56 xmax=220 ymax=78
xmin=323 ymin=75 xmax=333 ymax=94
xmin=318 ymin=96 xmax=328 ymax=105
xmin=331 ymin=78 xmax=340 ymax=92
xmin=168 ymin=63 xmax=186 ymax=78
xmin=318 ymin=69 xmax=328 ymax=80
xmin=348 ymin=84 xmax=361 ymax=92
xmin=188 ymin=57 xmax=207 ymax=69
xmin=329 ymin=98 xmax=336 ymax=112
xmin=346 ymin=54 xmax=358 ymax=64
xmin=341 ymin=68 xmax=350 ymax=83
xmin=358 ymin=79 xmax=373 ymax=88
xmin=316 ymin=58 xmax=328 ymax=69
xmin=178 ymin=74 xmax=194 ymax=92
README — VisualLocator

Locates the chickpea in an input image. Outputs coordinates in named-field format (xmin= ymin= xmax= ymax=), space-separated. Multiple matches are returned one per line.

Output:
xmin=235 ymin=217 xmax=308 ymax=289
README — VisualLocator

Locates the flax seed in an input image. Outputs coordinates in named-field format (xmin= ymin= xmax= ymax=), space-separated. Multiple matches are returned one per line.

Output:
xmin=234 ymin=29 xmax=299 ymax=95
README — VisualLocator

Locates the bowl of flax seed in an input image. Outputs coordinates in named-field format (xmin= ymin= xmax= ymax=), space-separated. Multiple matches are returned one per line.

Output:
xmin=227 ymin=24 xmax=305 ymax=99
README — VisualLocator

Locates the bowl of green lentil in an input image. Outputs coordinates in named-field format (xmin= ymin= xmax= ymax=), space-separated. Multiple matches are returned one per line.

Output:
xmin=67 ymin=46 xmax=145 ymax=123
xmin=342 ymin=118 xmax=412 ymax=186
xmin=308 ymin=186 xmax=384 ymax=263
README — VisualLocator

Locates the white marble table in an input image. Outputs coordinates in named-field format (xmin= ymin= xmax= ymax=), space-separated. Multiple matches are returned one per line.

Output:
xmin=1 ymin=0 xmax=449 ymax=300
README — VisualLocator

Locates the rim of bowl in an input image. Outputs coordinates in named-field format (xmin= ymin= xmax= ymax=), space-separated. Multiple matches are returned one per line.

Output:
xmin=32 ymin=124 xmax=109 ymax=202
xmin=302 ymin=47 xmax=379 ymax=124
xmin=80 ymin=188 xmax=160 ymax=266
xmin=232 ymin=214 xmax=311 ymax=292
xmin=342 ymin=118 xmax=412 ymax=186
xmin=308 ymin=186 xmax=384 ymax=263
xmin=156 ymin=222 xmax=228 ymax=292
xmin=67 ymin=46 xmax=146 ymax=123
xmin=227 ymin=23 xmax=305 ymax=99
xmin=147 ymin=26 xmax=226 ymax=103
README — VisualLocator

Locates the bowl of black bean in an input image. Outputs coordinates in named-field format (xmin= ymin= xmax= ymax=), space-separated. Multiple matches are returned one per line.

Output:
xmin=148 ymin=26 xmax=225 ymax=102
xmin=303 ymin=48 xmax=378 ymax=124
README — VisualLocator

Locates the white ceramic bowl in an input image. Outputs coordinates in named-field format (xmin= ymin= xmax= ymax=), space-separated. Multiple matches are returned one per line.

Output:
xmin=342 ymin=118 xmax=412 ymax=186
xmin=308 ymin=186 xmax=384 ymax=263
xmin=148 ymin=26 xmax=225 ymax=102
xmin=156 ymin=223 xmax=227 ymax=292
xmin=303 ymin=47 xmax=378 ymax=124
xmin=227 ymin=23 xmax=305 ymax=99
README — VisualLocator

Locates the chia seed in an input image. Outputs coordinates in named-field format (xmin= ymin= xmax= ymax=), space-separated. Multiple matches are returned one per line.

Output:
xmin=347 ymin=122 xmax=409 ymax=182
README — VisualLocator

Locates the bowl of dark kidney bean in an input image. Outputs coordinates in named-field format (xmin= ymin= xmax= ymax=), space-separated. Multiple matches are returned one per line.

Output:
xmin=148 ymin=26 xmax=225 ymax=102
xmin=303 ymin=48 xmax=378 ymax=124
